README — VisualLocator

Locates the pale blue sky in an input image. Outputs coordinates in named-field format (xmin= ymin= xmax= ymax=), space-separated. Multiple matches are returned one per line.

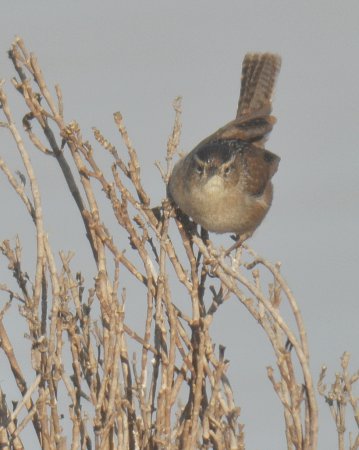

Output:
xmin=1 ymin=2 xmax=358 ymax=448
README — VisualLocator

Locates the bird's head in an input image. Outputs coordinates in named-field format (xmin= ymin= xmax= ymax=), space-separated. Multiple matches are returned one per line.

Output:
xmin=188 ymin=140 xmax=242 ymax=193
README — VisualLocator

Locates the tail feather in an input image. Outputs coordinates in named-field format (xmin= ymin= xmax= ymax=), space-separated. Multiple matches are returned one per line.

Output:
xmin=236 ymin=53 xmax=281 ymax=120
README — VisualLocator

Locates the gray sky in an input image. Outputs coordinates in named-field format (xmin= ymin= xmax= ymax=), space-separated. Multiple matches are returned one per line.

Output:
xmin=1 ymin=1 xmax=359 ymax=448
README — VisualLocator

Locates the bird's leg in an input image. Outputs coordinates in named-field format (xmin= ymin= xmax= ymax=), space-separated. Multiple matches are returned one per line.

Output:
xmin=225 ymin=232 xmax=252 ymax=256
xmin=200 ymin=227 xmax=210 ymax=245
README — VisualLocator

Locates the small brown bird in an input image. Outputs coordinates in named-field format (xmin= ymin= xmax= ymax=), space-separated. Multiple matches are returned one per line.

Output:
xmin=168 ymin=53 xmax=281 ymax=243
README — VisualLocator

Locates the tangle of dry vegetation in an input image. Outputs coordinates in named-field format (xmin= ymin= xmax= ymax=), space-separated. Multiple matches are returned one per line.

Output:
xmin=318 ymin=353 xmax=359 ymax=450
xmin=0 ymin=37 xmax=323 ymax=449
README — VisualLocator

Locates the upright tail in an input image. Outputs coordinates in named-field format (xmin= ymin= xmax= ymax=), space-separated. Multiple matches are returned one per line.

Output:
xmin=191 ymin=52 xmax=282 ymax=150
xmin=236 ymin=53 xmax=282 ymax=120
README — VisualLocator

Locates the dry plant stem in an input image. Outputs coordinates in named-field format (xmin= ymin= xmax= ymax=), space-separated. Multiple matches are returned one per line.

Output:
xmin=0 ymin=85 xmax=45 ymax=314
xmin=156 ymin=95 xmax=182 ymax=182
xmin=193 ymin=236 xmax=318 ymax=450
xmin=95 ymin=121 xmax=191 ymax=291
xmin=94 ymin=124 xmax=190 ymax=291
xmin=175 ymin=218 xmax=200 ymax=322
xmin=157 ymin=214 xmax=176 ymax=442
xmin=318 ymin=353 xmax=359 ymax=450
xmin=8 ymin=38 xmax=167 ymax=442
xmin=113 ymin=111 xmax=150 ymax=206
xmin=340 ymin=353 xmax=359 ymax=429
xmin=246 ymin=249 xmax=309 ymax=359
xmin=3 ymin=51 xmax=90 ymax=446
xmin=0 ymin=389 xmax=24 ymax=450
xmin=0 ymin=103 xmax=44 ymax=449
xmin=119 ymin=97 xmax=239 ymax=448
xmin=0 ymin=153 xmax=35 ymax=219
xmin=10 ymin=38 xmax=98 ymax=260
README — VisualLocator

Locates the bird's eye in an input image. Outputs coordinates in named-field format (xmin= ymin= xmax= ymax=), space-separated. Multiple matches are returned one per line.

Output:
xmin=195 ymin=164 xmax=204 ymax=175
xmin=224 ymin=166 xmax=232 ymax=176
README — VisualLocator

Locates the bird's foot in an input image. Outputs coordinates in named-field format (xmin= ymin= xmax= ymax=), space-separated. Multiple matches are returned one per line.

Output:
xmin=225 ymin=232 xmax=251 ymax=256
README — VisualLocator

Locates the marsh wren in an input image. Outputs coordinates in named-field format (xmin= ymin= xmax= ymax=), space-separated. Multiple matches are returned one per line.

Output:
xmin=168 ymin=53 xmax=281 ymax=243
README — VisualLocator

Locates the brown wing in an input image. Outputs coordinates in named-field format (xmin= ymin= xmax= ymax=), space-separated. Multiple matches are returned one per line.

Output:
xmin=239 ymin=146 xmax=280 ymax=196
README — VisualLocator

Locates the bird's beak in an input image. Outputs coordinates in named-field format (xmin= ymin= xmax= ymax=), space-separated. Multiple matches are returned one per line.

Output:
xmin=207 ymin=166 xmax=217 ymax=177
xmin=204 ymin=174 xmax=223 ymax=193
